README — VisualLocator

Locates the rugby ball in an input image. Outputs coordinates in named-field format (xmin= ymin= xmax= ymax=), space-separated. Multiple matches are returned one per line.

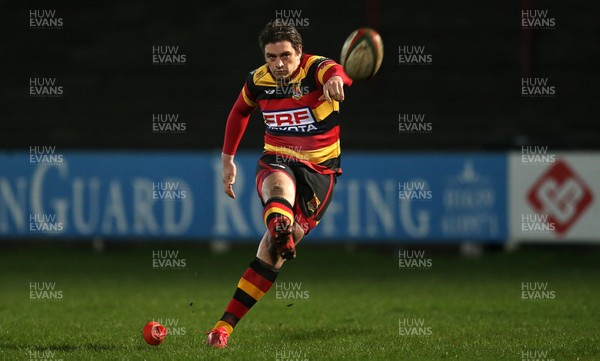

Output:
xmin=340 ymin=27 xmax=384 ymax=81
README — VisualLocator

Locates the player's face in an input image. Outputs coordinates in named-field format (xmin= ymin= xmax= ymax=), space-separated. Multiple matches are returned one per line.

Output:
xmin=264 ymin=41 xmax=302 ymax=80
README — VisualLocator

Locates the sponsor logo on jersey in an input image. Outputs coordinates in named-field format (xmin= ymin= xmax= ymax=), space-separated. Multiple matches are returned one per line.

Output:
xmin=263 ymin=107 xmax=318 ymax=133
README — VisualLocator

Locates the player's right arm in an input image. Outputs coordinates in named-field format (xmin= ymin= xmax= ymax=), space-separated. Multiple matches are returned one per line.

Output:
xmin=222 ymin=83 xmax=257 ymax=199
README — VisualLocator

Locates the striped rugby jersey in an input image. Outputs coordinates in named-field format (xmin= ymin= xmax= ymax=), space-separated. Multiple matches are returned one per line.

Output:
xmin=239 ymin=54 xmax=351 ymax=174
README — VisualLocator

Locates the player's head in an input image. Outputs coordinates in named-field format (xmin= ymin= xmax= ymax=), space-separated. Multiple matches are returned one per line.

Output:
xmin=259 ymin=20 xmax=303 ymax=80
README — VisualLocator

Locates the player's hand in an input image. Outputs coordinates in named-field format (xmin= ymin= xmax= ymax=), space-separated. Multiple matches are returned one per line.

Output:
xmin=319 ymin=76 xmax=345 ymax=103
xmin=221 ymin=153 xmax=237 ymax=199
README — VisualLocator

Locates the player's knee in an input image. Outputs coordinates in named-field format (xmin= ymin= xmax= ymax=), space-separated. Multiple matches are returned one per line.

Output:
xmin=269 ymin=185 xmax=286 ymax=198
xmin=262 ymin=172 xmax=295 ymax=200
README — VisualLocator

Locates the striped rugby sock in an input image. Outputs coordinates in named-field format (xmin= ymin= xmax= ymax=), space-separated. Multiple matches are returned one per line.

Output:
xmin=263 ymin=197 xmax=294 ymax=235
xmin=213 ymin=258 xmax=279 ymax=335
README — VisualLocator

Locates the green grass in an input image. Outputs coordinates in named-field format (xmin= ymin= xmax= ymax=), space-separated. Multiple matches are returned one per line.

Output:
xmin=1 ymin=242 xmax=599 ymax=360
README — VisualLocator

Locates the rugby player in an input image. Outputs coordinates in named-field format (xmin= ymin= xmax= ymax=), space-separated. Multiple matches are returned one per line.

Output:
xmin=206 ymin=20 xmax=352 ymax=348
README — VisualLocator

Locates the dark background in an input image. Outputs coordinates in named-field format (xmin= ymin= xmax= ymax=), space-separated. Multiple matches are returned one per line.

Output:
xmin=3 ymin=1 xmax=599 ymax=152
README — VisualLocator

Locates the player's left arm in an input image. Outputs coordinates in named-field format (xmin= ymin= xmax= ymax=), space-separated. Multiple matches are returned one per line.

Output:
xmin=222 ymin=84 xmax=256 ymax=199
xmin=316 ymin=59 xmax=353 ymax=103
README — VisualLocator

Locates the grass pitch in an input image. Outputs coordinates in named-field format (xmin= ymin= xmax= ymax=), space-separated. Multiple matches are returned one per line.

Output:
xmin=1 ymin=242 xmax=599 ymax=360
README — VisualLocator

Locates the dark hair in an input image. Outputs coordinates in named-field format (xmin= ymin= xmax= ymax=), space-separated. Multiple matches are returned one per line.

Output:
xmin=258 ymin=20 xmax=303 ymax=54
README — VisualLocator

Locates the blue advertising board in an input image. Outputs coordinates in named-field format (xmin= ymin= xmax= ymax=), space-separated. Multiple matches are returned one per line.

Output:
xmin=0 ymin=150 xmax=507 ymax=242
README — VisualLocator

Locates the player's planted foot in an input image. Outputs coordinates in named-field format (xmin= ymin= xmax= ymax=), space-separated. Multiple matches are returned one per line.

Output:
xmin=271 ymin=216 xmax=296 ymax=260
xmin=276 ymin=233 xmax=296 ymax=260
xmin=206 ymin=327 xmax=229 ymax=348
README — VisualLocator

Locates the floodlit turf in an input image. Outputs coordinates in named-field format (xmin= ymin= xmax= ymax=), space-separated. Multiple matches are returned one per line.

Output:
xmin=1 ymin=242 xmax=599 ymax=360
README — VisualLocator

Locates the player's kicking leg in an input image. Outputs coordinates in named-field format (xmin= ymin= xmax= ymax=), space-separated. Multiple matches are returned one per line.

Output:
xmin=206 ymin=166 xmax=304 ymax=348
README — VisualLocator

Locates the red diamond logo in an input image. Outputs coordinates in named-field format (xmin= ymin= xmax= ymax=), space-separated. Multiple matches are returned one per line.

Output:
xmin=527 ymin=159 xmax=593 ymax=235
